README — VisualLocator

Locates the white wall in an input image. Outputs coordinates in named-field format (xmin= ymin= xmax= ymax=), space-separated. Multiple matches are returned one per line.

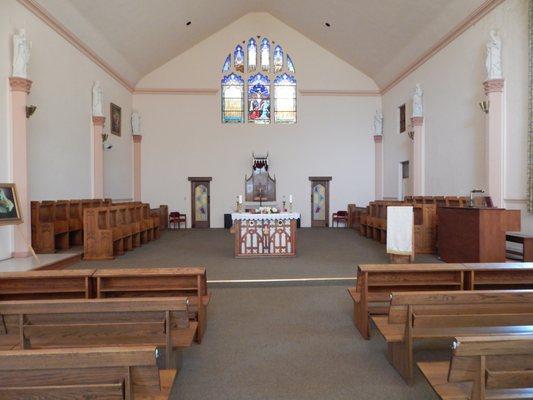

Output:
xmin=382 ymin=0 xmax=531 ymax=230
xmin=0 ymin=0 xmax=133 ymax=259
xmin=134 ymin=12 xmax=380 ymax=227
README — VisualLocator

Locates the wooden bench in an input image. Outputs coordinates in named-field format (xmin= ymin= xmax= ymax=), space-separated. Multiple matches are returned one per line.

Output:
xmin=372 ymin=290 xmax=533 ymax=383
xmin=506 ymin=233 xmax=533 ymax=262
xmin=93 ymin=267 xmax=211 ymax=343
xmin=67 ymin=199 xmax=83 ymax=245
xmin=31 ymin=201 xmax=55 ymax=253
xmin=418 ymin=335 xmax=533 ymax=400
xmin=0 ymin=297 xmax=197 ymax=369
xmin=0 ymin=346 xmax=176 ymax=399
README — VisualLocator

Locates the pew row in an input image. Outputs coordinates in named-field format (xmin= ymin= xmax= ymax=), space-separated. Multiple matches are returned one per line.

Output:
xmin=348 ymin=262 xmax=533 ymax=340
xmin=418 ymin=335 xmax=533 ymax=400
xmin=0 ymin=297 xmax=197 ymax=369
xmin=0 ymin=346 xmax=175 ymax=400
xmin=371 ymin=290 xmax=533 ymax=383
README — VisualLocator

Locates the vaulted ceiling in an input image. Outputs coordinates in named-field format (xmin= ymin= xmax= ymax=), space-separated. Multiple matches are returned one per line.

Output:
xmin=35 ymin=0 xmax=489 ymax=89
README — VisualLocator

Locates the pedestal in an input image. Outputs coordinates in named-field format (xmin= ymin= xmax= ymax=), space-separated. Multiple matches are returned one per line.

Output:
xmin=92 ymin=116 xmax=105 ymax=198
xmin=411 ymin=116 xmax=425 ymax=196
xmin=9 ymin=77 xmax=32 ymax=258
xmin=133 ymin=135 xmax=142 ymax=201
xmin=374 ymin=135 xmax=383 ymax=200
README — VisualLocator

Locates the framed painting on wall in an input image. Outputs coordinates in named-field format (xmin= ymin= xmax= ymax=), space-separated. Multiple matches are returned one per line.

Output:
xmin=0 ymin=183 xmax=22 ymax=226
xmin=110 ymin=103 xmax=121 ymax=136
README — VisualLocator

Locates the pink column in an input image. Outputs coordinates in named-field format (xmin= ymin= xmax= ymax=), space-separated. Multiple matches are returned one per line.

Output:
xmin=483 ymin=79 xmax=505 ymax=207
xmin=133 ymin=135 xmax=142 ymax=201
xmin=411 ymin=116 xmax=425 ymax=196
xmin=92 ymin=116 xmax=105 ymax=198
xmin=374 ymin=135 xmax=383 ymax=200
xmin=9 ymin=77 xmax=32 ymax=258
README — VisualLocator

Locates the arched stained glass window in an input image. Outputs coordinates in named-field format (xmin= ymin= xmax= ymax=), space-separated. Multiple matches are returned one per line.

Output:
xmin=287 ymin=55 xmax=295 ymax=73
xmin=221 ymin=73 xmax=244 ymax=123
xmin=248 ymin=73 xmax=270 ymax=124
xmin=260 ymin=38 xmax=270 ymax=72
xmin=221 ymin=36 xmax=296 ymax=124
xmin=247 ymin=38 xmax=257 ymax=72
xmin=274 ymin=74 xmax=296 ymax=124
xmin=273 ymin=45 xmax=283 ymax=73
xmin=222 ymin=54 xmax=231 ymax=72
xmin=234 ymin=45 xmax=244 ymax=73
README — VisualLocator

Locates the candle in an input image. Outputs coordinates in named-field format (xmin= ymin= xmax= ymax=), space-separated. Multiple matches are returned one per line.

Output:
xmin=289 ymin=195 xmax=293 ymax=203
xmin=239 ymin=195 xmax=243 ymax=204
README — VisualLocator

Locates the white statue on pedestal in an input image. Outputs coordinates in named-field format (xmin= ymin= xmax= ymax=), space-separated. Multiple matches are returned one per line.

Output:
xmin=373 ymin=110 xmax=383 ymax=136
xmin=92 ymin=81 xmax=103 ymax=117
xmin=412 ymin=84 xmax=423 ymax=117
xmin=485 ymin=29 xmax=502 ymax=80
xmin=12 ymin=29 xmax=31 ymax=78
xmin=131 ymin=111 xmax=141 ymax=135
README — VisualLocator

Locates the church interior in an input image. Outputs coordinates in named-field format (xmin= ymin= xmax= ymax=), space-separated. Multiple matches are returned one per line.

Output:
xmin=1 ymin=0 xmax=533 ymax=399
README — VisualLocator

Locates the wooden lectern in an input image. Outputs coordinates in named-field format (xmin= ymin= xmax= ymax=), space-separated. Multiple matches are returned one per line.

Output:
xmin=437 ymin=206 xmax=521 ymax=263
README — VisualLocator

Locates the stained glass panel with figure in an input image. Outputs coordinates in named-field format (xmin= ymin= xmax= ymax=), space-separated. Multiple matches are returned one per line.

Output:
xmin=234 ymin=45 xmax=244 ymax=73
xmin=247 ymin=38 xmax=257 ymax=72
xmin=260 ymin=38 xmax=270 ymax=72
xmin=273 ymin=45 xmax=283 ymax=72
xmin=248 ymin=73 xmax=270 ymax=124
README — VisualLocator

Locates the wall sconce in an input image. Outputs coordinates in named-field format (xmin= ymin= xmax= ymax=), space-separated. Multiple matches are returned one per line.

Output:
xmin=25 ymin=105 xmax=37 ymax=118
xmin=479 ymin=101 xmax=489 ymax=114
xmin=102 ymin=133 xmax=113 ymax=150
xmin=407 ymin=131 xmax=415 ymax=140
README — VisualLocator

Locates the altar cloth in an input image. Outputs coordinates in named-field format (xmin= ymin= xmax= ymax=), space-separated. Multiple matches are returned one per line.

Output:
xmin=231 ymin=212 xmax=300 ymax=221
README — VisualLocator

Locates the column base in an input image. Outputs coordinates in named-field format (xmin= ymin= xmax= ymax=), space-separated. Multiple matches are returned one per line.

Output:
xmin=12 ymin=251 xmax=31 ymax=258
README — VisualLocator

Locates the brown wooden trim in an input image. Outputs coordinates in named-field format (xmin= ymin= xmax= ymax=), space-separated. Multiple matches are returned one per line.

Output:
xmin=188 ymin=177 xmax=212 ymax=182
xmin=308 ymin=176 xmax=332 ymax=181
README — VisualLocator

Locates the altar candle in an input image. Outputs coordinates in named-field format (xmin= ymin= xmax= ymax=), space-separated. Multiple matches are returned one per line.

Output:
xmin=289 ymin=195 xmax=293 ymax=203
xmin=239 ymin=195 xmax=243 ymax=204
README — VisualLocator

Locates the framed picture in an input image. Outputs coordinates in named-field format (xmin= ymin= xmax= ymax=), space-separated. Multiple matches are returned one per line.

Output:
xmin=110 ymin=103 xmax=121 ymax=136
xmin=0 ymin=183 xmax=22 ymax=226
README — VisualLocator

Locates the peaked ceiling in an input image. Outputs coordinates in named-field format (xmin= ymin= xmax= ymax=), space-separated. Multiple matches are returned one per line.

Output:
xmin=36 ymin=0 xmax=490 ymax=88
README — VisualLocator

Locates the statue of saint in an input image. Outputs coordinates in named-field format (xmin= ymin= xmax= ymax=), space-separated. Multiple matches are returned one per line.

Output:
xmin=412 ymin=84 xmax=423 ymax=117
xmin=373 ymin=110 xmax=383 ymax=136
xmin=485 ymin=29 xmax=502 ymax=80
xmin=92 ymin=81 xmax=103 ymax=117
xmin=12 ymin=29 xmax=31 ymax=78
xmin=131 ymin=111 xmax=141 ymax=135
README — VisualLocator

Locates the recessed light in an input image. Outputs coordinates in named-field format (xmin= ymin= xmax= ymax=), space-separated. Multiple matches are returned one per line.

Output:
xmin=186 ymin=21 xmax=191 ymax=26
xmin=325 ymin=22 xmax=331 ymax=27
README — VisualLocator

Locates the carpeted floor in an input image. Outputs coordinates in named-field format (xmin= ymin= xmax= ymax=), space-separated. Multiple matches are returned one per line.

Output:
xmin=71 ymin=228 xmax=444 ymax=399
xmin=71 ymin=228 xmax=440 ymax=280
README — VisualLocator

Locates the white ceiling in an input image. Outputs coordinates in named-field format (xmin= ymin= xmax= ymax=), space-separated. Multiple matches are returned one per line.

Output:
xmin=37 ymin=0 xmax=488 ymax=88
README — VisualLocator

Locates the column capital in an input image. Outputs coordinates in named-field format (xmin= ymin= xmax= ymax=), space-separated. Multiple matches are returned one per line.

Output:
xmin=411 ymin=116 xmax=424 ymax=127
xmin=483 ymin=78 xmax=504 ymax=94
xmin=92 ymin=116 xmax=105 ymax=126
xmin=9 ymin=77 xmax=32 ymax=94
xmin=132 ymin=134 xmax=143 ymax=143
xmin=373 ymin=135 xmax=383 ymax=143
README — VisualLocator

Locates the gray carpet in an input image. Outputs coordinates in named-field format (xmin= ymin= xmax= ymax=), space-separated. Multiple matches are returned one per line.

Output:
xmin=71 ymin=228 xmax=440 ymax=280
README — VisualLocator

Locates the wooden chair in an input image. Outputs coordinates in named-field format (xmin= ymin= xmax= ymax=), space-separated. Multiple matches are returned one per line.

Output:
xmin=371 ymin=290 xmax=533 ymax=382
xmin=332 ymin=210 xmax=349 ymax=227
xmin=169 ymin=212 xmax=187 ymax=229
xmin=0 ymin=297 xmax=197 ymax=369
xmin=0 ymin=346 xmax=176 ymax=399
xmin=93 ymin=267 xmax=211 ymax=343
xmin=418 ymin=335 xmax=533 ymax=400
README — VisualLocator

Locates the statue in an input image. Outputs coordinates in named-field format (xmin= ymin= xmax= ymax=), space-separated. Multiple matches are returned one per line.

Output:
xmin=131 ymin=111 xmax=141 ymax=135
xmin=412 ymin=84 xmax=423 ymax=117
xmin=373 ymin=110 xmax=383 ymax=136
xmin=485 ymin=29 xmax=502 ymax=80
xmin=12 ymin=29 xmax=31 ymax=78
xmin=92 ymin=81 xmax=103 ymax=117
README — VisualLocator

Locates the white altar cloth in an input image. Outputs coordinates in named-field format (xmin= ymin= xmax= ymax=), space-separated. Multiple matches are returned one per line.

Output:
xmin=231 ymin=212 xmax=300 ymax=221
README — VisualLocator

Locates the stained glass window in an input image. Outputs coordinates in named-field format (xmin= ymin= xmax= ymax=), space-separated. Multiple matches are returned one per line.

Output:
xmin=260 ymin=38 xmax=270 ymax=72
xmin=222 ymin=54 xmax=231 ymax=72
xmin=247 ymin=38 xmax=257 ymax=72
xmin=234 ymin=45 xmax=244 ymax=73
xmin=248 ymin=73 xmax=270 ymax=124
xmin=273 ymin=45 xmax=283 ymax=73
xmin=274 ymin=74 xmax=296 ymax=124
xmin=287 ymin=54 xmax=295 ymax=73
xmin=221 ymin=73 xmax=244 ymax=123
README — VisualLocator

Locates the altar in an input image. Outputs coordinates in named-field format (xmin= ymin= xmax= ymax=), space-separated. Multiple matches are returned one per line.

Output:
xmin=231 ymin=213 xmax=299 ymax=258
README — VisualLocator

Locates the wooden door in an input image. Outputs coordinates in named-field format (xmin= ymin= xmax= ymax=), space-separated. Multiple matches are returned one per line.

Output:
xmin=189 ymin=177 xmax=211 ymax=228
xmin=309 ymin=177 xmax=331 ymax=227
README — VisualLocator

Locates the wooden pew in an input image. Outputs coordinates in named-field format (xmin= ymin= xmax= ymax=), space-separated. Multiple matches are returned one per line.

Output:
xmin=372 ymin=290 xmax=533 ymax=382
xmin=0 ymin=270 xmax=94 ymax=300
xmin=418 ymin=335 xmax=533 ymax=400
xmin=348 ymin=263 xmax=465 ymax=339
xmin=53 ymin=200 xmax=71 ymax=250
xmin=152 ymin=205 xmax=169 ymax=231
xmin=143 ymin=203 xmax=159 ymax=241
xmin=0 ymin=346 xmax=176 ymax=399
xmin=0 ymin=297 xmax=197 ymax=369
xmin=30 ymin=201 xmax=55 ymax=253
xmin=93 ymin=267 xmax=211 ymax=343
xmin=68 ymin=200 xmax=83 ymax=245
xmin=84 ymin=207 xmax=114 ymax=260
